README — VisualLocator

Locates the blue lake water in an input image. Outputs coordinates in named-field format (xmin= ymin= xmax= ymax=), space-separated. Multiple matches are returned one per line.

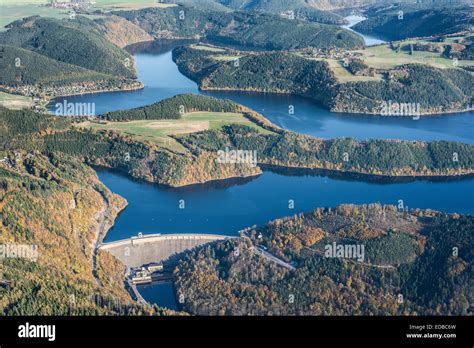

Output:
xmin=342 ymin=15 xmax=386 ymax=46
xmin=49 ymin=49 xmax=474 ymax=145
xmin=98 ymin=168 xmax=474 ymax=242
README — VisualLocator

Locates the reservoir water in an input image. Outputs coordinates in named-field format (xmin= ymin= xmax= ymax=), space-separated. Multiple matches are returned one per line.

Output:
xmin=342 ymin=15 xmax=386 ymax=46
xmin=98 ymin=168 xmax=474 ymax=242
xmin=49 ymin=50 xmax=474 ymax=145
xmin=48 ymin=26 xmax=473 ymax=309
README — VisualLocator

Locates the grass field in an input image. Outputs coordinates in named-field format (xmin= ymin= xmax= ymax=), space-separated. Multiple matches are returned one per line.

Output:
xmin=0 ymin=4 xmax=69 ymax=31
xmin=356 ymin=44 xmax=474 ymax=70
xmin=324 ymin=58 xmax=383 ymax=82
xmin=191 ymin=44 xmax=226 ymax=52
xmin=0 ymin=91 xmax=33 ymax=109
xmin=77 ymin=111 xmax=271 ymax=153
xmin=0 ymin=1 xmax=172 ymax=31
xmin=93 ymin=0 xmax=175 ymax=10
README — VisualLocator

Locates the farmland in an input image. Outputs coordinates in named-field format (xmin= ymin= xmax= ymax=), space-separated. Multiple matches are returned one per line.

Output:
xmin=77 ymin=111 xmax=271 ymax=152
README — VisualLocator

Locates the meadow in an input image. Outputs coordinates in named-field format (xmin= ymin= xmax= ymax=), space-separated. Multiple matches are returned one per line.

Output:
xmin=356 ymin=42 xmax=474 ymax=70
xmin=0 ymin=91 xmax=33 ymax=109
xmin=77 ymin=111 xmax=271 ymax=152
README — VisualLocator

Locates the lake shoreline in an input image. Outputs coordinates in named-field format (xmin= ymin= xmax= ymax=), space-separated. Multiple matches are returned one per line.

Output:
xmin=197 ymin=84 xmax=474 ymax=117
xmin=92 ymin=159 xmax=474 ymax=192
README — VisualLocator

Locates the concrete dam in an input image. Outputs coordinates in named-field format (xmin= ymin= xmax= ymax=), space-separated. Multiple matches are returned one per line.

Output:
xmin=99 ymin=233 xmax=232 ymax=268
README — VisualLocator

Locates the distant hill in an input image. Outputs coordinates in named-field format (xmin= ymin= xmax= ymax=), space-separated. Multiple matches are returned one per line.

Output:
xmin=165 ymin=0 xmax=347 ymax=24
xmin=170 ymin=0 xmax=378 ymax=12
xmin=67 ymin=15 xmax=154 ymax=49
xmin=353 ymin=7 xmax=473 ymax=40
xmin=115 ymin=6 xmax=364 ymax=50
xmin=0 ymin=45 xmax=119 ymax=87
xmin=0 ymin=16 xmax=136 ymax=78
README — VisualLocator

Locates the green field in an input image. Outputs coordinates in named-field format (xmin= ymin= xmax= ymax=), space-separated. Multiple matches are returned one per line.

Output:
xmin=322 ymin=58 xmax=383 ymax=82
xmin=0 ymin=91 xmax=33 ymax=109
xmin=92 ymin=0 xmax=175 ymax=10
xmin=0 ymin=4 xmax=69 ymax=31
xmin=356 ymin=44 xmax=474 ymax=70
xmin=0 ymin=1 xmax=172 ymax=31
xmin=191 ymin=44 xmax=226 ymax=52
xmin=77 ymin=111 xmax=271 ymax=152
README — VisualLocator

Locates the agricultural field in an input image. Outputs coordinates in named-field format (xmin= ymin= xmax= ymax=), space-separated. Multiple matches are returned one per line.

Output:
xmin=190 ymin=44 xmax=240 ymax=62
xmin=93 ymin=0 xmax=176 ymax=11
xmin=0 ymin=91 xmax=33 ymax=109
xmin=77 ymin=111 xmax=271 ymax=152
xmin=355 ymin=42 xmax=474 ymax=70
xmin=0 ymin=0 xmax=172 ymax=31
xmin=320 ymin=58 xmax=383 ymax=82
xmin=190 ymin=44 xmax=226 ymax=53
xmin=0 ymin=4 xmax=69 ymax=31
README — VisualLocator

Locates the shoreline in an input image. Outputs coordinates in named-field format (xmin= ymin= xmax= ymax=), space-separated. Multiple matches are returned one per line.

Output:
xmin=0 ymin=81 xmax=145 ymax=112
xmin=198 ymin=85 xmax=474 ymax=117
xmin=259 ymin=163 xmax=474 ymax=183
xmin=92 ymin=160 xmax=474 ymax=192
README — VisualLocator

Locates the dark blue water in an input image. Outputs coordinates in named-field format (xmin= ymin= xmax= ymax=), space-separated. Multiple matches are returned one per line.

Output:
xmin=98 ymin=168 xmax=474 ymax=242
xmin=49 ymin=50 xmax=474 ymax=145
xmin=137 ymin=282 xmax=178 ymax=311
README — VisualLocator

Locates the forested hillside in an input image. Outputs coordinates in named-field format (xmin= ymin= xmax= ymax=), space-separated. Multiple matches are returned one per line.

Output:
xmin=353 ymin=7 xmax=473 ymax=41
xmin=66 ymin=15 xmax=154 ymax=49
xmin=173 ymin=46 xmax=474 ymax=114
xmin=333 ymin=64 xmax=473 ymax=114
xmin=103 ymin=94 xmax=241 ymax=121
xmin=0 ymin=151 xmax=154 ymax=315
xmin=0 ymin=44 xmax=120 ymax=87
xmin=115 ymin=5 xmax=364 ymax=50
xmin=173 ymin=49 xmax=338 ymax=107
xmin=174 ymin=204 xmax=473 ymax=315
xmin=0 ymin=16 xmax=136 ymax=79
xmin=0 ymin=102 xmax=261 ymax=188
xmin=1 ymin=93 xmax=472 ymax=190
xmin=164 ymin=0 xmax=347 ymax=24
xmin=178 ymin=124 xmax=474 ymax=177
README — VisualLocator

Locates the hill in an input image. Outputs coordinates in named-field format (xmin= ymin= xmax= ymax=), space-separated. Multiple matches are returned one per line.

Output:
xmin=0 ymin=44 xmax=120 ymax=87
xmin=173 ymin=47 xmax=338 ymax=107
xmin=173 ymin=46 xmax=474 ymax=115
xmin=173 ymin=45 xmax=474 ymax=116
xmin=164 ymin=0 xmax=346 ymax=24
xmin=0 ymin=150 xmax=155 ymax=315
xmin=178 ymin=124 xmax=474 ymax=177
xmin=333 ymin=64 xmax=474 ymax=114
xmin=115 ymin=6 xmax=364 ymax=50
xmin=174 ymin=204 xmax=473 ymax=315
xmin=102 ymin=94 xmax=241 ymax=121
xmin=0 ymin=16 xmax=137 ymax=78
xmin=1 ymin=94 xmax=473 ymax=190
xmin=353 ymin=7 xmax=473 ymax=41
xmin=66 ymin=15 xmax=154 ymax=49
